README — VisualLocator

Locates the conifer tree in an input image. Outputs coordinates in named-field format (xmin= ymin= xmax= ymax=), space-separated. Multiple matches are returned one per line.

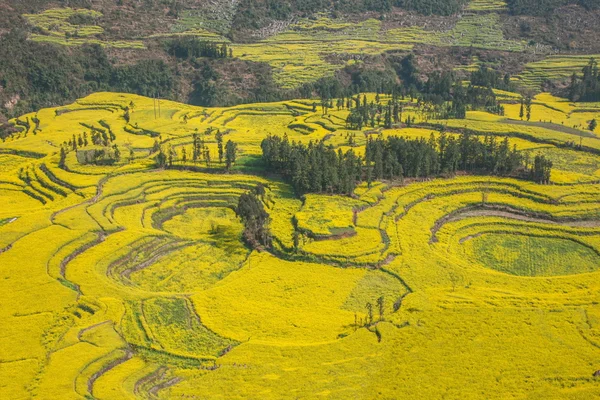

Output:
xmin=216 ymin=131 xmax=224 ymax=164
xmin=225 ymin=140 xmax=237 ymax=170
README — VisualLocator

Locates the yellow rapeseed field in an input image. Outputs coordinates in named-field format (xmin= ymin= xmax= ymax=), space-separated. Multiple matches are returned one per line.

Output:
xmin=2 ymin=91 xmax=600 ymax=399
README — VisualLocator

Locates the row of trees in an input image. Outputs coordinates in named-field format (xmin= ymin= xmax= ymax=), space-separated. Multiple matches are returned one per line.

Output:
xmin=154 ymin=137 xmax=238 ymax=171
xmin=519 ymin=96 xmax=533 ymax=121
xmin=59 ymin=143 xmax=125 ymax=169
xmin=261 ymin=132 xmax=553 ymax=195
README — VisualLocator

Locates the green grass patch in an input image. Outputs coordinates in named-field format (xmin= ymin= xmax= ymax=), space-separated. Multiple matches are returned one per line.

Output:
xmin=467 ymin=234 xmax=600 ymax=276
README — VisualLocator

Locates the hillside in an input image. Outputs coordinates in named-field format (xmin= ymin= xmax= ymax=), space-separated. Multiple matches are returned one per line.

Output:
xmin=1 ymin=89 xmax=600 ymax=398
xmin=2 ymin=0 xmax=600 ymax=117
xmin=2 ymin=1 xmax=600 ymax=399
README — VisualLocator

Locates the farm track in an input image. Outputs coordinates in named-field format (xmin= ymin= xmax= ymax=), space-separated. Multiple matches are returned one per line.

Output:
xmin=503 ymin=119 xmax=595 ymax=138
xmin=60 ymin=231 xmax=107 ymax=278
xmin=88 ymin=349 xmax=134 ymax=397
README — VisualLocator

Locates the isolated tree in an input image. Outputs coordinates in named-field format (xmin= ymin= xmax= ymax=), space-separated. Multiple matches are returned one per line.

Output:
xmin=519 ymin=98 xmax=524 ymax=120
xmin=384 ymin=105 xmax=392 ymax=128
xmin=225 ymin=140 xmax=237 ymax=170
xmin=377 ymin=296 xmax=385 ymax=321
xmin=236 ymin=190 xmax=271 ymax=249
xmin=365 ymin=302 xmax=373 ymax=325
xmin=112 ymin=144 xmax=120 ymax=162
xmin=151 ymin=140 xmax=160 ymax=154
xmin=129 ymin=148 xmax=135 ymax=163
xmin=449 ymin=271 xmax=460 ymax=292
xmin=531 ymin=154 xmax=552 ymax=184
xmin=216 ymin=131 xmax=224 ymax=163
xmin=292 ymin=230 xmax=300 ymax=253
xmin=59 ymin=147 xmax=67 ymax=169
xmin=155 ymin=149 xmax=167 ymax=168
xmin=167 ymin=147 xmax=174 ymax=167
xmin=204 ymin=148 xmax=211 ymax=167
xmin=589 ymin=119 xmax=597 ymax=133
xmin=182 ymin=146 xmax=187 ymax=163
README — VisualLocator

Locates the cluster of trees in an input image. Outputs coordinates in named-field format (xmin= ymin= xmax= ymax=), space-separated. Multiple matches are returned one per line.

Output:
xmin=60 ymin=127 xmax=117 ymax=153
xmin=154 ymin=134 xmax=238 ymax=171
xmin=261 ymin=135 xmax=362 ymax=195
xmin=261 ymin=132 xmax=553 ymax=195
xmin=236 ymin=185 xmax=271 ymax=249
xmin=65 ymin=132 xmax=89 ymax=150
xmin=90 ymin=128 xmax=116 ymax=146
xmin=529 ymin=153 xmax=553 ymax=184
xmin=340 ymin=85 xmax=500 ymax=132
xmin=470 ymin=66 xmax=514 ymax=92
xmin=304 ymin=57 xmax=511 ymax=125
xmin=191 ymin=132 xmax=213 ymax=166
xmin=365 ymin=134 xmax=551 ymax=182
xmin=165 ymin=38 xmax=232 ymax=60
xmin=343 ymin=94 xmax=405 ymax=130
xmin=326 ymin=61 xmax=504 ymax=131
xmin=518 ymin=96 xmax=533 ymax=121
xmin=0 ymin=115 xmax=16 ymax=140
xmin=0 ymin=32 xmax=174 ymax=117
xmin=420 ymin=67 xmax=502 ymax=114
xmin=356 ymin=296 xmax=387 ymax=331
xmin=567 ymin=58 xmax=600 ymax=102
xmin=188 ymin=59 xmax=283 ymax=107
xmin=59 ymin=142 xmax=123 ymax=169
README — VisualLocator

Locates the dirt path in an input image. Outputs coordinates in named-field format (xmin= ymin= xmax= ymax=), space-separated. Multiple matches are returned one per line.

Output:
xmin=503 ymin=119 xmax=596 ymax=138
xmin=59 ymin=232 xmax=106 ymax=278
xmin=50 ymin=174 xmax=109 ymax=224
xmin=88 ymin=349 xmax=133 ymax=397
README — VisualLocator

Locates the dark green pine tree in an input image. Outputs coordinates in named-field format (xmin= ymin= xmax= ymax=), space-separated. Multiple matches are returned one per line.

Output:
xmin=225 ymin=140 xmax=237 ymax=170
xmin=216 ymin=131 xmax=224 ymax=164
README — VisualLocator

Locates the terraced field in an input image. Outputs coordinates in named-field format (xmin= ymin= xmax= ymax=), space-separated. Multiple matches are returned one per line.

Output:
xmin=24 ymin=8 xmax=145 ymax=49
xmin=233 ymin=11 xmax=529 ymax=88
xmin=2 ymin=91 xmax=600 ymax=399
xmin=21 ymin=3 xmax=534 ymax=89
xmin=516 ymin=55 xmax=600 ymax=90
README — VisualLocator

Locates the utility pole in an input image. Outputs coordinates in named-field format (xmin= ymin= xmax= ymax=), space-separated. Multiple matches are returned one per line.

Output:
xmin=157 ymin=92 xmax=161 ymax=119
xmin=153 ymin=95 xmax=157 ymax=119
